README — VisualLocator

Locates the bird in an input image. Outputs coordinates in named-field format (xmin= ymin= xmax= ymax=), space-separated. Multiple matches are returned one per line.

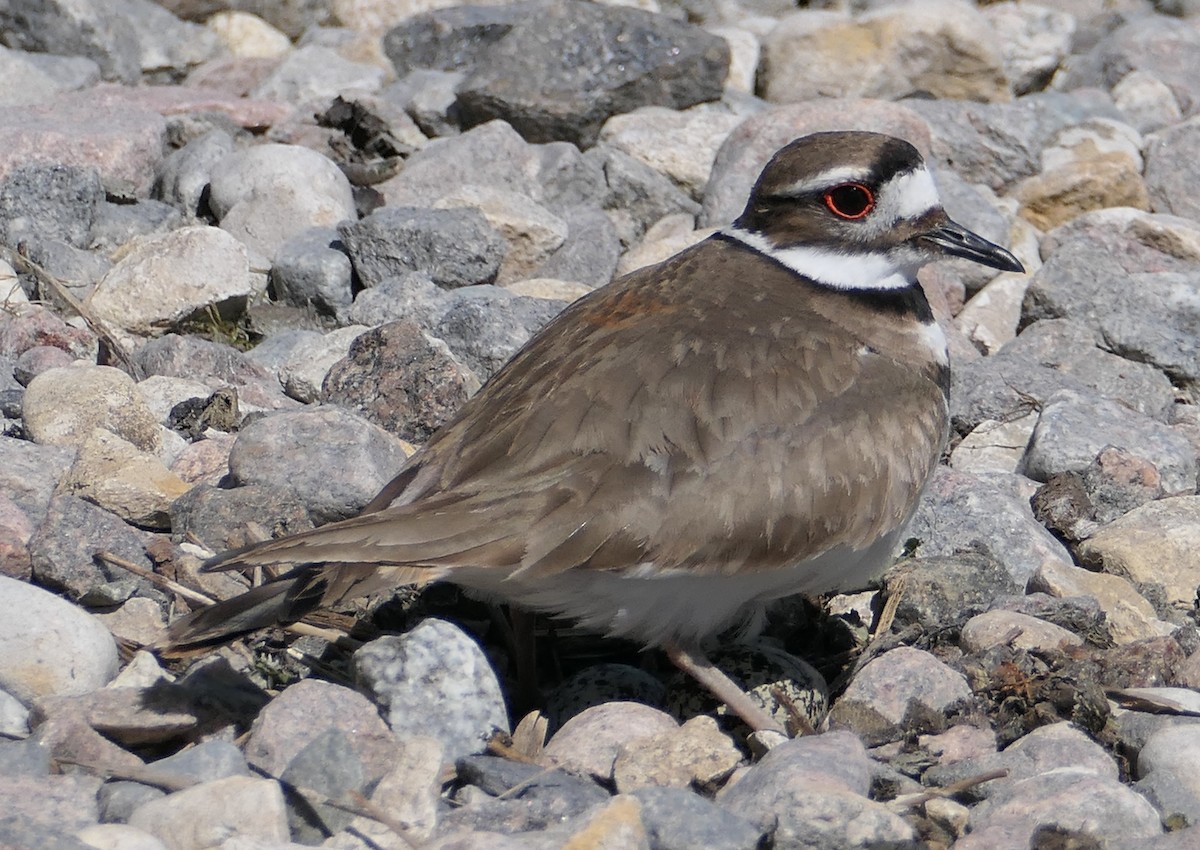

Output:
xmin=164 ymin=131 xmax=1024 ymax=736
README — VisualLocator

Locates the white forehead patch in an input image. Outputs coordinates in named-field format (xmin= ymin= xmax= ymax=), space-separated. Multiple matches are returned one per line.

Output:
xmin=723 ymin=227 xmax=913 ymax=291
xmin=877 ymin=167 xmax=941 ymax=222
xmin=778 ymin=165 xmax=874 ymax=198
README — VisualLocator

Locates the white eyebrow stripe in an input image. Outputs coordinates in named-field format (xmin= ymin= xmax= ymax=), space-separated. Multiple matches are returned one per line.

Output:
xmin=722 ymin=227 xmax=914 ymax=291
xmin=877 ymin=167 xmax=941 ymax=222
xmin=778 ymin=165 xmax=874 ymax=197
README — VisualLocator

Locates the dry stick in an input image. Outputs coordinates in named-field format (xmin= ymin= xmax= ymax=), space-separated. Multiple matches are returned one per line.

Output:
xmin=4 ymin=246 xmax=142 ymax=379
xmin=889 ymin=768 xmax=1010 ymax=810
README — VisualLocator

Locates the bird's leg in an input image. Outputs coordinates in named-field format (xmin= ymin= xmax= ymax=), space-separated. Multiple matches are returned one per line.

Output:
xmin=663 ymin=641 xmax=788 ymax=736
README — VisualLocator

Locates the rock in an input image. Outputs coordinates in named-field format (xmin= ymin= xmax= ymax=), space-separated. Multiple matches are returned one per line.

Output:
xmin=716 ymin=730 xmax=871 ymax=815
xmin=27 ymin=493 xmax=154 ymax=601
xmin=88 ymin=226 xmax=255 ymax=342
xmin=23 ymin=365 xmax=161 ymax=453
xmin=90 ymin=198 xmax=182 ymax=254
xmin=908 ymin=467 xmax=1074 ymax=586
xmin=227 ymin=406 xmax=412 ymax=523
xmin=278 ymin=325 xmax=369 ymax=403
xmin=128 ymin=776 xmax=290 ymax=850
xmin=435 ymin=186 xmax=568 ymax=284
xmin=0 ymin=773 xmax=102 ymax=846
xmin=980 ymin=1 xmax=1075 ymax=95
xmin=598 ymin=101 xmax=754 ymax=200
xmin=586 ymin=145 xmax=701 ymax=247
xmin=761 ymin=0 xmax=1010 ymax=105
xmin=354 ymin=618 xmax=510 ymax=760
xmin=533 ymin=206 xmax=620 ymax=287
xmin=321 ymin=320 xmax=479 ymax=442
xmin=0 ymin=492 xmax=34 ymax=581
xmin=1022 ymin=210 xmax=1200 ymax=394
xmin=557 ymin=795 xmax=650 ymax=849
xmin=207 ymin=11 xmax=293 ymax=60
xmin=828 ymin=647 xmax=971 ymax=746
xmin=0 ymin=87 xmax=167 ymax=195
xmin=75 ymin=824 xmax=170 ymax=850
xmin=543 ymin=702 xmax=678 ymax=780
xmin=169 ymin=483 xmax=312 ymax=553
xmin=502 ymin=278 xmax=591 ymax=303
xmin=1030 ymin=558 xmax=1175 ymax=645
xmin=59 ymin=429 xmax=191 ymax=528
xmin=883 ymin=553 xmax=1022 ymax=634
xmin=1083 ymin=445 xmax=1167 ymax=524
xmin=0 ymin=162 xmax=103 ymax=249
xmin=960 ymin=610 xmax=1085 ymax=654
xmin=630 ymin=786 xmax=763 ymax=850
xmin=268 ymin=227 xmax=354 ymax=316
xmin=0 ymin=304 xmax=98 ymax=362
xmin=0 ymin=436 xmax=76 ymax=523
xmin=1135 ymin=722 xmax=1200 ymax=826
xmin=612 ymin=715 xmax=741 ymax=792
xmin=136 ymin=335 xmax=291 ymax=412
xmin=339 ymin=205 xmax=507 ymax=289
xmin=426 ymin=286 xmax=565 ymax=379
xmin=1079 ymin=496 xmax=1200 ymax=614
xmin=430 ymin=0 xmax=728 ymax=147
xmin=280 ymin=727 xmax=367 ymax=842
xmin=93 ymin=597 xmax=167 ymax=647
xmin=13 ymin=345 xmax=75 ymax=386
xmin=1015 ymin=154 xmax=1149 ymax=231
xmin=950 ymin=413 xmax=1039 ymax=475
xmin=770 ymin=789 xmax=916 ymax=849
xmin=1021 ymin=389 xmax=1197 ymax=494
xmin=0 ymin=575 xmax=119 ymax=705
xmin=251 ymin=43 xmax=387 ymax=104
xmin=1113 ymin=69 xmax=1183 ymax=135
xmin=152 ymin=128 xmax=237 ymax=217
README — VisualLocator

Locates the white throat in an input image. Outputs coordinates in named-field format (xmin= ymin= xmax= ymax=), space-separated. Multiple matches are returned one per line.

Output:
xmin=722 ymin=227 xmax=917 ymax=292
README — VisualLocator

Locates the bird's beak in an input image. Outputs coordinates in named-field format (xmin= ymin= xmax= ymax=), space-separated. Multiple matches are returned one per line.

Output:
xmin=921 ymin=219 xmax=1025 ymax=273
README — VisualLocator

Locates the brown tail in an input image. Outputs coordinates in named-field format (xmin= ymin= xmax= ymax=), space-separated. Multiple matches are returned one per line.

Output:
xmin=162 ymin=567 xmax=330 ymax=647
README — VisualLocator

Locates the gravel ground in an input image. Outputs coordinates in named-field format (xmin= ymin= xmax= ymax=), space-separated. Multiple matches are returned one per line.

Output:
xmin=3 ymin=1 xmax=1200 ymax=848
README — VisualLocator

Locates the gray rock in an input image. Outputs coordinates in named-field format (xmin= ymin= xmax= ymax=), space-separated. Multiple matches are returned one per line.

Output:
xmin=456 ymin=755 xmax=607 ymax=803
xmin=244 ymin=329 xmax=326 ymax=383
xmin=339 ymin=205 xmax=507 ymax=290
xmin=27 ymin=494 xmax=153 ymax=602
xmin=906 ymin=92 xmax=1119 ymax=192
xmin=1023 ymin=211 xmax=1200 ymax=393
xmin=137 ymin=334 xmax=291 ymax=411
xmin=1146 ymin=118 xmax=1200 ymax=222
xmin=771 ymin=789 xmax=916 ymax=850
xmin=0 ymin=774 xmax=103 ymax=850
xmin=1135 ymin=721 xmax=1200 ymax=826
xmin=269 ymin=227 xmax=353 ymax=316
xmin=454 ymin=0 xmax=727 ymax=147
xmin=715 ymin=731 xmax=871 ymax=827
xmin=227 ymin=406 xmax=412 ymax=523
xmin=244 ymin=678 xmax=398 ymax=782
xmin=535 ymin=205 xmax=620 ymax=287
xmin=0 ymin=574 xmax=119 ymax=705
xmin=0 ymin=436 xmax=75 ymax=523
xmin=0 ymin=737 xmax=48 ymax=774
xmin=0 ymin=163 xmax=104 ymax=249
xmin=152 ymin=128 xmax=237 ymax=218
xmin=431 ymin=286 xmax=565 ymax=379
xmin=828 ymin=647 xmax=971 ymax=746
xmin=89 ymin=198 xmax=182 ymax=253
xmin=908 ymin=467 xmax=1074 ymax=586
xmin=321 ymin=320 xmax=478 ymax=443
xmin=144 ymin=740 xmax=250 ymax=787
xmin=631 ymin=786 xmax=764 ymax=850
xmin=1058 ymin=14 xmax=1200 ymax=116
xmin=1113 ymin=69 xmax=1184 ymax=135
xmin=252 ymin=43 xmax=387 ymax=104
xmin=213 ymin=0 xmax=332 ymax=40
xmin=97 ymin=781 xmax=166 ymax=823
xmin=278 ymin=325 xmax=370 ymax=404
xmin=18 ymin=237 xmax=111 ymax=295
xmin=382 ymin=4 xmax=527 ymax=76
xmin=169 ymin=483 xmax=313 ymax=553
xmin=440 ymin=760 xmax=610 ymax=835
xmin=384 ymin=69 xmax=465 ymax=138
xmin=584 ymin=144 xmax=701 ymax=247
xmin=355 ymin=618 xmax=509 ymax=760
xmin=13 ymin=345 xmax=74 ymax=387
xmin=281 ymin=728 xmax=366 ymax=842
xmin=1021 ymin=389 xmax=1197 ymax=494
xmin=883 ymin=553 xmax=1022 ymax=634
xmin=955 ymin=768 xmax=1162 ymax=850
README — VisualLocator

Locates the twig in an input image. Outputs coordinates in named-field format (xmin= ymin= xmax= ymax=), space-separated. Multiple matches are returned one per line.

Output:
xmin=96 ymin=550 xmax=214 ymax=607
xmin=889 ymin=768 xmax=1010 ymax=810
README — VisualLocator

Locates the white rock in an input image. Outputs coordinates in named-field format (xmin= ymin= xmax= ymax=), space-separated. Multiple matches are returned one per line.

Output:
xmin=1112 ymin=70 xmax=1183 ymax=136
xmin=77 ymin=823 xmax=170 ymax=850
xmin=981 ymin=2 xmax=1075 ymax=95
xmin=23 ymin=365 xmax=161 ymax=453
xmin=0 ymin=259 xmax=28 ymax=306
xmin=128 ymin=777 xmax=289 ymax=850
xmin=89 ymin=227 xmax=254 ymax=340
xmin=707 ymin=26 xmax=760 ymax=94
xmin=208 ymin=144 xmax=357 ymax=263
xmin=435 ymin=187 xmax=568 ymax=284
xmin=0 ymin=575 xmax=119 ymax=705
xmin=1042 ymin=118 xmax=1144 ymax=173
xmin=251 ymin=44 xmax=386 ymax=104
xmin=0 ymin=685 xmax=30 ymax=737
xmin=206 ymin=11 xmax=292 ymax=60
xmin=136 ymin=376 xmax=215 ymax=426
xmin=600 ymin=102 xmax=751 ymax=200
xmin=950 ymin=414 xmax=1038 ymax=475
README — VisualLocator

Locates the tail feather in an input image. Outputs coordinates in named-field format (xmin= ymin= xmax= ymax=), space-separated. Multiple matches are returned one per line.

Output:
xmin=164 ymin=570 xmax=317 ymax=646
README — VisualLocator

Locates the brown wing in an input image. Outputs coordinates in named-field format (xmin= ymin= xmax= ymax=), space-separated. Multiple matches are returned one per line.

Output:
xmin=201 ymin=236 xmax=948 ymax=581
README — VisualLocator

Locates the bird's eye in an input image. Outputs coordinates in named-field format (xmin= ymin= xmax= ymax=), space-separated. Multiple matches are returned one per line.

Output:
xmin=823 ymin=183 xmax=875 ymax=220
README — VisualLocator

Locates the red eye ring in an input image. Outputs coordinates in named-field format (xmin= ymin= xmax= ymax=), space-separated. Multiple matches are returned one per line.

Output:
xmin=823 ymin=183 xmax=875 ymax=220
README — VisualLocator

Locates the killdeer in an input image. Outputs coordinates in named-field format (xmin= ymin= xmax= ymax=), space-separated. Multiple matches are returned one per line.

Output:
xmin=165 ymin=132 xmax=1023 ymax=735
